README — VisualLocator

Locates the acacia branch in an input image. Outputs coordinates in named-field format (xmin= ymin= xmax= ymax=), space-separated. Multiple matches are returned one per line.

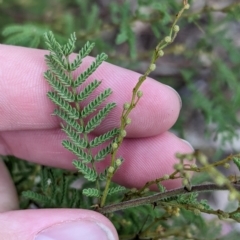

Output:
xmin=99 ymin=183 xmax=240 ymax=214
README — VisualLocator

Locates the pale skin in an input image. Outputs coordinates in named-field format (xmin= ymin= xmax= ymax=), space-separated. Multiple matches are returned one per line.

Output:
xmin=0 ymin=44 xmax=193 ymax=239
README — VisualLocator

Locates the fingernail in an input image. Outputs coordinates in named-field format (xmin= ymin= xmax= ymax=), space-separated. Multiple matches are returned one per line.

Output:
xmin=181 ymin=139 xmax=194 ymax=151
xmin=35 ymin=220 xmax=115 ymax=240
xmin=166 ymin=85 xmax=182 ymax=108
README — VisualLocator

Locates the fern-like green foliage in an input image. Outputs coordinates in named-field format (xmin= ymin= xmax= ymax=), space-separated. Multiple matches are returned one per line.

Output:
xmin=83 ymin=188 xmax=100 ymax=198
xmin=22 ymin=166 xmax=81 ymax=208
xmin=108 ymin=185 xmax=126 ymax=196
xmin=2 ymin=24 xmax=51 ymax=48
xmin=43 ymin=31 xmax=119 ymax=198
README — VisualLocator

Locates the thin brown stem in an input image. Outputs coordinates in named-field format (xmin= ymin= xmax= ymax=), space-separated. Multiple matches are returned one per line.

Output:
xmin=99 ymin=183 xmax=240 ymax=214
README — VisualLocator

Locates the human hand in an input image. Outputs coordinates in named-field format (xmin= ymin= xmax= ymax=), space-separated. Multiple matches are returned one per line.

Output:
xmin=0 ymin=44 xmax=193 ymax=239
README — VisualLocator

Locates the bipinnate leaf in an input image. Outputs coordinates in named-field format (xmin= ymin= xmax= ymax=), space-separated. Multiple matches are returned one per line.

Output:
xmin=44 ymin=31 xmax=117 ymax=188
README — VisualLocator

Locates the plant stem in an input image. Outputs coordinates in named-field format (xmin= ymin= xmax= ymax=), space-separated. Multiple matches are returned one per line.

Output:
xmin=99 ymin=183 xmax=240 ymax=214
xmin=100 ymin=3 xmax=189 ymax=208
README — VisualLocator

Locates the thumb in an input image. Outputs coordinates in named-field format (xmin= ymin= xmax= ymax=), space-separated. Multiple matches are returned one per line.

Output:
xmin=0 ymin=159 xmax=118 ymax=240
xmin=0 ymin=158 xmax=19 ymax=212
xmin=0 ymin=209 xmax=118 ymax=240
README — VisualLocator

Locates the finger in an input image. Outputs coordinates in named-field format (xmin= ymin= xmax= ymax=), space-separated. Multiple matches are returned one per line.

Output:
xmin=0 ymin=209 xmax=118 ymax=240
xmin=0 ymin=158 xmax=19 ymax=212
xmin=0 ymin=129 xmax=193 ymax=189
xmin=102 ymin=132 xmax=194 ymax=189
xmin=0 ymin=44 xmax=181 ymax=137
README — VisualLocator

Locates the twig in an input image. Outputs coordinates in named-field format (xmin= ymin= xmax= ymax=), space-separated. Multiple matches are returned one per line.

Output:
xmin=99 ymin=183 xmax=240 ymax=214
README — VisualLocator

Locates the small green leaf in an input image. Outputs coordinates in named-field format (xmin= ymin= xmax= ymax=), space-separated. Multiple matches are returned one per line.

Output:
xmin=73 ymin=53 xmax=107 ymax=87
xmin=62 ymin=32 xmax=76 ymax=56
xmin=83 ymin=188 xmax=100 ymax=197
xmin=72 ymin=160 xmax=97 ymax=182
xmin=70 ymin=41 xmax=95 ymax=71
xmin=108 ymin=185 xmax=126 ymax=196
xmin=22 ymin=191 xmax=49 ymax=204
xmin=54 ymin=109 xmax=83 ymax=133
xmin=157 ymin=183 xmax=166 ymax=193
xmin=44 ymin=70 xmax=75 ymax=102
xmin=233 ymin=157 xmax=240 ymax=171
xmin=47 ymin=92 xmax=79 ymax=119
xmin=99 ymin=168 xmax=108 ymax=180
xmin=62 ymin=140 xmax=92 ymax=163
xmin=90 ymin=128 xmax=119 ymax=147
xmin=94 ymin=143 xmax=112 ymax=161
xmin=76 ymin=79 xmax=102 ymax=102
xmin=45 ymin=55 xmax=72 ymax=86
xmin=85 ymin=102 xmax=116 ymax=133
xmin=62 ymin=125 xmax=88 ymax=148
xmin=81 ymin=88 xmax=112 ymax=118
